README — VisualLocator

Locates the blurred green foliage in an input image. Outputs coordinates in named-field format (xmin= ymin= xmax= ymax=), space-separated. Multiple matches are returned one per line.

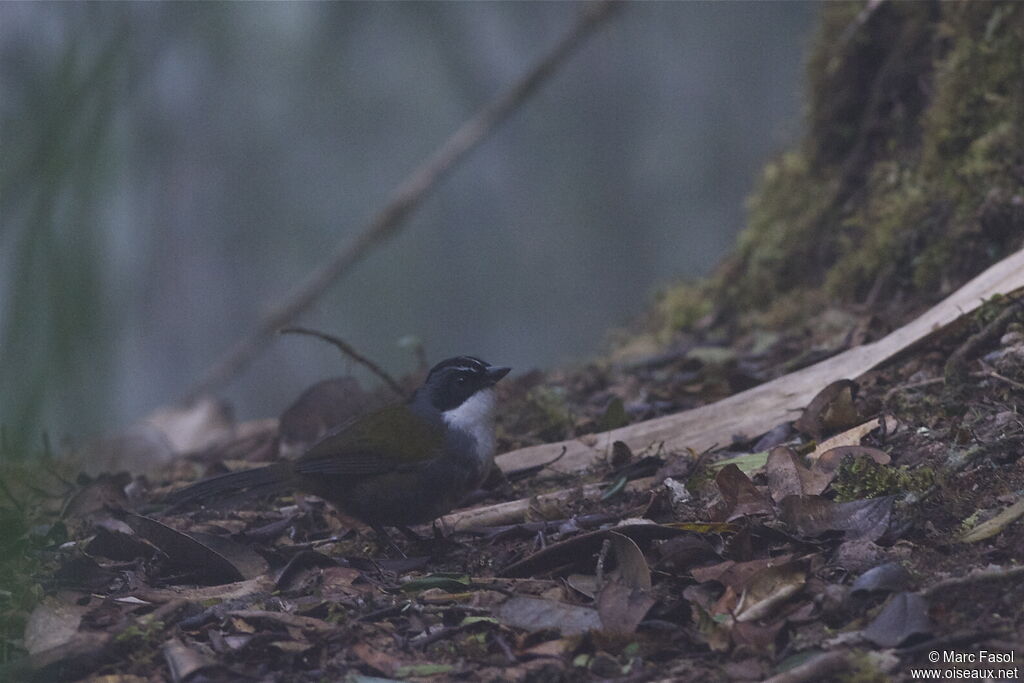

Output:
xmin=1 ymin=24 xmax=127 ymax=455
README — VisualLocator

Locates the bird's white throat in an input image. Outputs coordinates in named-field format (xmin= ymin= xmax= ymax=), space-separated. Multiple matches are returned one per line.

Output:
xmin=442 ymin=388 xmax=497 ymax=465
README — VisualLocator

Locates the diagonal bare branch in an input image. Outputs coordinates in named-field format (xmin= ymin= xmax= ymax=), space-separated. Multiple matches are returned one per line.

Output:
xmin=182 ymin=1 xmax=621 ymax=403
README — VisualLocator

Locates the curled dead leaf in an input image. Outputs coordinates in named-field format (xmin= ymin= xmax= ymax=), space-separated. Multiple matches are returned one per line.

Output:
xmin=794 ymin=379 xmax=860 ymax=441
xmin=778 ymin=495 xmax=894 ymax=541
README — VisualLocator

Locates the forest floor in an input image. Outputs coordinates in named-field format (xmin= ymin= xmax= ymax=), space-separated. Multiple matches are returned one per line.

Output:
xmin=3 ymin=287 xmax=1024 ymax=682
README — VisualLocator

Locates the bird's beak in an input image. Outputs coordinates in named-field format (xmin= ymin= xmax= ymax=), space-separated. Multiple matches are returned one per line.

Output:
xmin=485 ymin=366 xmax=511 ymax=385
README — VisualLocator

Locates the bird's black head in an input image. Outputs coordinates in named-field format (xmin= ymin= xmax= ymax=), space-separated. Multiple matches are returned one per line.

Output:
xmin=417 ymin=356 xmax=511 ymax=412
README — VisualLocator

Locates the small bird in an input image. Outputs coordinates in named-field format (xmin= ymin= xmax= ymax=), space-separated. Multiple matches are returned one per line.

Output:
xmin=166 ymin=356 xmax=510 ymax=548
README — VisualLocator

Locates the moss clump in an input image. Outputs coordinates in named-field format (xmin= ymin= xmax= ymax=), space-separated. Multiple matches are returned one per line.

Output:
xmin=517 ymin=387 xmax=574 ymax=442
xmin=832 ymin=456 xmax=936 ymax=502
xmin=838 ymin=651 xmax=895 ymax=683
xmin=661 ymin=2 xmax=1024 ymax=335
xmin=656 ymin=281 xmax=714 ymax=337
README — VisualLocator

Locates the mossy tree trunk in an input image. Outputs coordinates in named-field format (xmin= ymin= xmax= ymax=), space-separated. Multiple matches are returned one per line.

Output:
xmin=669 ymin=2 xmax=1024 ymax=333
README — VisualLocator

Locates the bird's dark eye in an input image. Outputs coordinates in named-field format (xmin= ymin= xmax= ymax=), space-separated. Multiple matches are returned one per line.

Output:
xmin=455 ymin=376 xmax=467 ymax=385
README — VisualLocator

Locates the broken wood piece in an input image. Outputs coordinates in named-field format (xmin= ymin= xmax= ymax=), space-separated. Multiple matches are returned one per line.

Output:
xmin=440 ymin=477 xmax=654 ymax=531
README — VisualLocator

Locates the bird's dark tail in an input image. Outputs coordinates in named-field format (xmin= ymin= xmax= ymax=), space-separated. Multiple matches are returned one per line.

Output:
xmin=165 ymin=462 xmax=293 ymax=507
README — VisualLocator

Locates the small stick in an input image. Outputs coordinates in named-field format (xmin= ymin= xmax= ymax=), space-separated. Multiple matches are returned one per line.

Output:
xmin=762 ymin=651 xmax=853 ymax=683
xmin=945 ymin=302 xmax=1022 ymax=383
xmin=920 ymin=564 xmax=1024 ymax=598
xmin=985 ymin=370 xmax=1024 ymax=392
xmin=280 ymin=326 xmax=404 ymax=396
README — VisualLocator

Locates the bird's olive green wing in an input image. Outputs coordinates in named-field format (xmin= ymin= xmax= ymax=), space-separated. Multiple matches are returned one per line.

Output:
xmin=293 ymin=405 xmax=444 ymax=476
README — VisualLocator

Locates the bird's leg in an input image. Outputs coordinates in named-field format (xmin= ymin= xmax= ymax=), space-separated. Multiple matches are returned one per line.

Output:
xmin=370 ymin=523 xmax=407 ymax=559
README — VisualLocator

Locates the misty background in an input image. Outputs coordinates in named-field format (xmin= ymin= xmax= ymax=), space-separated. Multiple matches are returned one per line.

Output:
xmin=0 ymin=2 xmax=816 ymax=452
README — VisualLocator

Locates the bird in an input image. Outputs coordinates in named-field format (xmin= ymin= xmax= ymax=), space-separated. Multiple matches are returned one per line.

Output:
xmin=165 ymin=356 xmax=511 ymax=551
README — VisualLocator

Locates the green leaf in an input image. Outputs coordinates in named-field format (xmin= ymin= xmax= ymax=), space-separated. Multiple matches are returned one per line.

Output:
xmin=707 ymin=451 xmax=769 ymax=474
xmin=598 ymin=397 xmax=629 ymax=431
xmin=394 ymin=664 xmax=454 ymax=677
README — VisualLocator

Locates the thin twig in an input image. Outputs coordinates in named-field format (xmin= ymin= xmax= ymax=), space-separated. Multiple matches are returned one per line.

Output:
xmin=883 ymin=376 xmax=945 ymax=403
xmin=985 ymin=370 xmax=1024 ymax=392
xmin=762 ymin=650 xmax=854 ymax=683
xmin=920 ymin=565 xmax=1024 ymax=598
xmin=280 ymin=326 xmax=404 ymax=396
xmin=182 ymin=1 xmax=621 ymax=404
xmin=945 ymin=301 xmax=1023 ymax=383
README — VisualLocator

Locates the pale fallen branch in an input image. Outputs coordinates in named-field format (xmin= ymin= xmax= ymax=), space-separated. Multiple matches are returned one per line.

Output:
xmin=440 ymin=477 xmax=653 ymax=531
xmin=761 ymin=650 xmax=854 ymax=683
xmin=494 ymin=248 xmax=1024 ymax=480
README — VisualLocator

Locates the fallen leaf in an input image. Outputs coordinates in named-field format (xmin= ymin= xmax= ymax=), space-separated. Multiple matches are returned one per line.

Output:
xmin=163 ymin=637 xmax=218 ymax=683
xmin=23 ymin=597 xmax=88 ymax=656
xmin=118 ymin=512 xmax=266 ymax=583
xmin=810 ymin=415 xmax=899 ymax=460
xmin=565 ymin=574 xmax=598 ymax=599
xmin=778 ymin=495 xmax=894 ymax=541
xmin=596 ymin=533 xmax=656 ymax=636
xmin=653 ymin=535 xmax=720 ymax=573
xmin=732 ymin=619 xmax=786 ymax=655
xmin=598 ymin=399 xmax=630 ymax=432
xmin=497 ymin=596 xmax=602 ymax=635
xmin=711 ymin=465 xmax=773 ymax=521
xmin=395 ymin=664 xmax=455 ymax=678
xmin=597 ymin=582 xmax=655 ymax=637
xmin=734 ymin=561 xmax=807 ymax=622
xmin=690 ymin=602 xmax=732 ymax=652
xmin=850 ymin=562 xmax=913 ymax=597
xmin=765 ymin=447 xmax=832 ymax=501
xmin=959 ymin=497 xmax=1024 ymax=543
xmin=794 ymin=380 xmax=861 ymax=440
xmin=606 ymin=532 xmax=651 ymax=591
xmin=188 ymin=531 xmax=269 ymax=579
xmin=707 ymin=451 xmax=769 ymax=475
xmin=270 ymin=640 xmax=315 ymax=653
xmin=861 ymin=592 xmax=932 ymax=647
xmin=351 ymin=641 xmax=400 ymax=677
xmin=691 ymin=555 xmax=796 ymax=591
xmin=501 ymin=523 xmax=688 ymax=578
xmin=522 ymin=637 xmax=577 ymax=658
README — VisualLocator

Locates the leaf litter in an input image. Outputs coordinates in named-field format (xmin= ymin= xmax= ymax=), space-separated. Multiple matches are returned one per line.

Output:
xmin=5 ymin=287 xmax=1024 ymax=681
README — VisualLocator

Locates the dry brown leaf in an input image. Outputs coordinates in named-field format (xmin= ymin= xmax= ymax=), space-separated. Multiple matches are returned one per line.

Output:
xmin=596 ymin=533 xmax=656 ymax=636
xmin=810 ymin=416 xmax=898 ymax=461
xmin=794 ymin=379 xmax=861 ymax=440
xmin=734 ymin=561 xmax=807 ymax=622
xmin=765 ymin=447 xmax=833 ymax=501
xmin=778 ymin=495 xmax=894 ymax=541
xmin=711 ymin=465 xmax=773 ymax=521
